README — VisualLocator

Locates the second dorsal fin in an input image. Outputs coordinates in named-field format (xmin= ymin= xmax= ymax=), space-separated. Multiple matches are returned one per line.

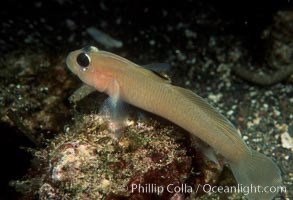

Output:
xmin=142 ymin=63 xmax=171 ymax=83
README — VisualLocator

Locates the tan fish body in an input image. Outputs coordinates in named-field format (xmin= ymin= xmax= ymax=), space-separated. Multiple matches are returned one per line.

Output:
xmin=66 ymin=46 xmax=282 ymax=200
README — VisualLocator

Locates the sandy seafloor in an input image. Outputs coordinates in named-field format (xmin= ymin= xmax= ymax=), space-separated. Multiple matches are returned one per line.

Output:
xmin=0 ymin=0 xmax=292 ymax=199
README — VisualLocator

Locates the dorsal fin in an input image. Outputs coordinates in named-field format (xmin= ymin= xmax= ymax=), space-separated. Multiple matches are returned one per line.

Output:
xmin=150 ymin=70 xmax=171 ymax=83
xmin=140 ymin=63 xmax=171 ymax=83
xmin=142 ymin=63 xmax=171 ymax=73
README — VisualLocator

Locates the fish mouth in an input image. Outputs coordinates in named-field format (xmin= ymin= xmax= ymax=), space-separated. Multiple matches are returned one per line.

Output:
xmin=65 ymin=51 xmax=78 ymax=74
xmin=65 ymin=52 xmax=72 ymax=69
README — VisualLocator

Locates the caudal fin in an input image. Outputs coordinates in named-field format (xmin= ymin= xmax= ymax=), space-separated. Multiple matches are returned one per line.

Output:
xmin=229 ymin=149 xmax=282 ymax=200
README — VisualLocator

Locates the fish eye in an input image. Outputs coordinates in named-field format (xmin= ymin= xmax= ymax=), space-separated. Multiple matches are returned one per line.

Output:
xmin=76 ymin=53 xmax=90 ymax=69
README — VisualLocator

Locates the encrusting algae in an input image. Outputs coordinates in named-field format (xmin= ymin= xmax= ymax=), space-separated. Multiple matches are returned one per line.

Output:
xmin=12 ymin=113 xmax=223 ymax=199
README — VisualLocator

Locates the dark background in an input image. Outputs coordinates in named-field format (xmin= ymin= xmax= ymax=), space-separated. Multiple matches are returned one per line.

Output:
xmin=1 ymin=0 xmax=291 ymax=54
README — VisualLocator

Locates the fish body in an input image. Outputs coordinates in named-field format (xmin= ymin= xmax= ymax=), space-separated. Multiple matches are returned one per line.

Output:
xmin=66 ymin=46 xmax=282 ymax=200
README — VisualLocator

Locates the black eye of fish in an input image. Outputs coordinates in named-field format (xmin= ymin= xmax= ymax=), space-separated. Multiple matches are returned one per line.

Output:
xmin=76 ymin=53 xmax=90 ymax=68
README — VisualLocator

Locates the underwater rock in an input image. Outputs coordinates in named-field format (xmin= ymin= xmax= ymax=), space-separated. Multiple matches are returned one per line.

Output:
xmin=232 ymin=10 xmax=293 ymax=85
xmin=13 ymin=114 xmax=224 ymax=200
xmin=0 ymin=50 xmax=75 ymax=145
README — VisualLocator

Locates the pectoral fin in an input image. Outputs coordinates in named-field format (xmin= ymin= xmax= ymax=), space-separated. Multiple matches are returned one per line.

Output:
xmin=99 ymin=79 xmax=127 ymax=134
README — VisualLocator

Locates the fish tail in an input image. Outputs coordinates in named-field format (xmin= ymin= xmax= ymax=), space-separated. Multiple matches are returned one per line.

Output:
xmin=229 ymin=149 xmax=282 ymax=200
